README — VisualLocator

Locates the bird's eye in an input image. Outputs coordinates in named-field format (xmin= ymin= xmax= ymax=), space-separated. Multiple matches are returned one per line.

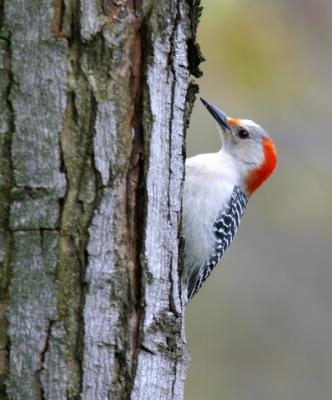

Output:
xmin=238 ymin=128 xmax=249 ymax=139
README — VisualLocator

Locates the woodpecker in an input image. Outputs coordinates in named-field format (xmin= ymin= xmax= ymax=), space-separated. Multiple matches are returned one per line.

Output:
xmin=182 ymin=98 xmax=278 ymax=303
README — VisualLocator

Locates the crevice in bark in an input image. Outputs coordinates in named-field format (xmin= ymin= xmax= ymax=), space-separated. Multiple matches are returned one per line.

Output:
xmin=104 ymin=4 xmax=149 ymax=396
xmin=0 ymin=20 xmax=15 ymax=398
xmin=185 ymin=0 xmax=204 ymax=129
xmin=52 ymin=0 xmax=66 ymax=37
xmin=166 ymin=0 xmax=181 ymax=314
xmin=171 ymin=359 xmax=178 ymax=400
xmin=186 ymin=0 xmax=204 ymax=79
xmin=35 ymin=320 xmax=54 ymax=400
xmin=0 ymin=1 xmax=4 ymax=29
xmin=125 ymin=17 xmax=146 ymax=393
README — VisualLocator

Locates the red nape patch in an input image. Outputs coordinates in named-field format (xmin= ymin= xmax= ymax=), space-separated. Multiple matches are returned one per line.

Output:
xmin=246 ymin=137 xmax=278 ymax=195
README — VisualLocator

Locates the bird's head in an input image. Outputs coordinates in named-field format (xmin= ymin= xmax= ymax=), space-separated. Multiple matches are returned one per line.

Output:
xmin=201 ymin=98 xmax=278 ymax=195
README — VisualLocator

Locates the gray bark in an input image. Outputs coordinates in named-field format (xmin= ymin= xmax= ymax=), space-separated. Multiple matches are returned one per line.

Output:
xmin=0 ymin=0 xmax=202 ymax=399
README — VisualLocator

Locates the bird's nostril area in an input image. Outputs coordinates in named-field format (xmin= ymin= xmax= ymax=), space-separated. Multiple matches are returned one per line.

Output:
xmin=227 ymin=117 xmax=240 ymax=127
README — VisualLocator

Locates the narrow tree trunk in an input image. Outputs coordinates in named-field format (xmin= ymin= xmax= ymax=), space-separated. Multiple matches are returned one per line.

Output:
xmin=0 ymin=0 xmax=202 ymax=399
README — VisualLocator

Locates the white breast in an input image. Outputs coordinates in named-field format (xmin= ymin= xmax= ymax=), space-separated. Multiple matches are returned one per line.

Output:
xmin=183 ymin=151 xmax=240 ymax=271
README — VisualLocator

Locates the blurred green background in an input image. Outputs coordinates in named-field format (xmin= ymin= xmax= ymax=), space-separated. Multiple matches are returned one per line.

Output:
xmin=185 ymin=1 xmax=332 ymax=399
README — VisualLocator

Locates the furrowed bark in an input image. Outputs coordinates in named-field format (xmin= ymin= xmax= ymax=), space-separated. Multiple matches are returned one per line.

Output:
xmin=0 ymin=0 xmax=203 ymax=398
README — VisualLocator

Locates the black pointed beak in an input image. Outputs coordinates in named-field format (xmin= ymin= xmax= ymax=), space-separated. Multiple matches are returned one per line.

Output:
xmin=200 ymin=98 xmax=231 ymax=132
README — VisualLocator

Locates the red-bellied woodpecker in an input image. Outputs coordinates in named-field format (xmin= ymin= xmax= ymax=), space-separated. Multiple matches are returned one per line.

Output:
xmin=182 ymin=98 xmax=278 ymax=303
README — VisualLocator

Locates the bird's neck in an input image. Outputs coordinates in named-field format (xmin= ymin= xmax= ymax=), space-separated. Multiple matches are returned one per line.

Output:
xmin=245 ymin=137 xmax=278 ymax=195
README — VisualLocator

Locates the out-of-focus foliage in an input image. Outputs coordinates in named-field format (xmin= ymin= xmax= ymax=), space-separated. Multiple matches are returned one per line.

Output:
xmin=186 ymin=1 xmax=332 ymax=399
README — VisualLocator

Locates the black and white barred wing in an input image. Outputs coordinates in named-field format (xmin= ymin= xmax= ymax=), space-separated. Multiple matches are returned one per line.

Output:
xmin=187 ymin=186 xmax=248 ymax=302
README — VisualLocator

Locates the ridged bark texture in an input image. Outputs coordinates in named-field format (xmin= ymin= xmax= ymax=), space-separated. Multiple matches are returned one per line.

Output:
xmin=0 ymin=0 xmax=202 ymax=399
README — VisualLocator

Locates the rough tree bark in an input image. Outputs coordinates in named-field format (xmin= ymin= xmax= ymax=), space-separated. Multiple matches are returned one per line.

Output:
xmin=0 ymin=0 xmax=202 ymax=399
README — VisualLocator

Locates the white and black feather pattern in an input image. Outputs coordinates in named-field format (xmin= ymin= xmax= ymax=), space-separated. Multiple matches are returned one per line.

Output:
xmin=187 ymin=186 xmax=248 ymax=301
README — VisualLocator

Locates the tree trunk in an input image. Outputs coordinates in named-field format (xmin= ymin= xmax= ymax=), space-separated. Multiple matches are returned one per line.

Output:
xmin=0 ymin=0 xmax=202 ymax=399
